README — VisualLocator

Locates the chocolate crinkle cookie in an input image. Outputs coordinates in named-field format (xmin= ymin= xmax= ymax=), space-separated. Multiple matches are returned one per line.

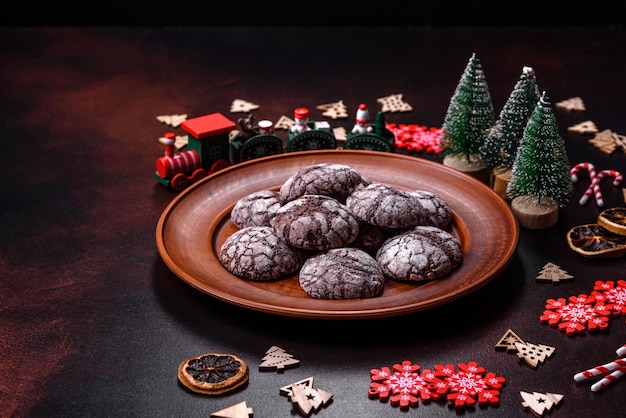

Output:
xmin=218 ymin=226 xmax=302 ymax=281
xmin=279 ymin=163 xmax=368 ymax=204
xmin=230 ymin=190 xmax=282 ymax=229
xmin=408 ymin=190 xmax=453 ymax=230
xmin=271 ymin=194 xmax=359 ymax=251
xmin=299 ymin=247 xmax=385 ymax=299
xmin=346 ymin=183 xmax=426 ymax=229
xmin=376 ymin=227 xmax=463 ymax=282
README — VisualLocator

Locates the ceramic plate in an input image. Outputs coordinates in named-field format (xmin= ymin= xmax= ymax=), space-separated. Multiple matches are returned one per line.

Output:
xmin=156 ymin=150 xmax=519 ymax=319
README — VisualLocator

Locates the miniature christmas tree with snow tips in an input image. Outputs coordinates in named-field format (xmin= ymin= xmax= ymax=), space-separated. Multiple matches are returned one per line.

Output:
xmin=506 ymin=91 xmax=573 ymax=229
xmin=480 ymin=66 xmax=540 ymax=198
xmin=440 ymin=53 xmax=495 ymax=182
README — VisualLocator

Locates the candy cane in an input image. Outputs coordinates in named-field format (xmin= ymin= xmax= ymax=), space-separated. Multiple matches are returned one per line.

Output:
xmin=591 ymin=170 xmax=624 ymax=207
xmin=570 ymin=162 xmax=599 ymax=205
xmin=591 ymin=367 xmax=626 ymax=392
xmin=617 ymin=344 xmax=626 ymax=358
xmin=570 ymin=162 xmax=596 ymax=183
xmin=574 ymin=358 xmax=626 ymax=381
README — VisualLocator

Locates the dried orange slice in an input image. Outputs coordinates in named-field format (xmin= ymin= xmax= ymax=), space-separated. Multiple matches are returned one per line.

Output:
xmin=178 ymin=353 xmax=249 ymax=395
xmin=597 ymin=207 xmax=626 ymax=236
xmin=566 ymin=224 xmax=626 ymax=258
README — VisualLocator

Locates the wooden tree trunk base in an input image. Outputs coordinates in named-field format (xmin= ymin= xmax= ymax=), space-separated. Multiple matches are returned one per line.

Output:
xmin=442 ymin=155 xmax=490 ymax=183
xmin=511 ymin=196 xmax=559 ymax=229
xmin=491 ymin=169 xmax=512 ymax=200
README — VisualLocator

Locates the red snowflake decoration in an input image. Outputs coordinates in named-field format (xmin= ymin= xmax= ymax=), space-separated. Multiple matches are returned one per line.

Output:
xmin=369 ymin=360 xmax=505 ymax=410
xmin=433 ymin=362 xmax=505 ymax=408
xmin=592 ymin=280 xmax=626 ymax=317
xmin=368 ymin=360 xmax=436 ymax=409
xmin=540 ymin=294 xmax=612 ymax=336
xmin=386 ymin=123 xmax=442 ymax=154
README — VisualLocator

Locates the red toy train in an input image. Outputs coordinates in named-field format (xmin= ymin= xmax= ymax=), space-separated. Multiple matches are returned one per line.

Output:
xmin=155 ymin=109 xmax=395 ymax=191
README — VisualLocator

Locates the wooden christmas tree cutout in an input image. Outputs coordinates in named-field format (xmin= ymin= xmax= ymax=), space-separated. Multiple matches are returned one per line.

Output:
xmin=377 ymin=93 xmax=413 ymax=113
xmin=589 ymin=129 xmax=618 ymax=154
xmin=333 ymin=126 xmax=347 ymax=141
xmin=274 ymin=115 xmax=295 ymax=130
xmin=156 ymin=114 xmax=188 ymax=128
xmin=495 ymin=328 xmax=526 ymax=352
xmin=230 ymin=99 xmax=260 ymax=113
xmin=520 ymin=391 xmax=563 ymax=417
xmin=515 ymin=341 xmax=556 ymax=368
xmin=210 ymin=401 xmax=253 ymax=418
xmin=536 ymin=262 xmax=574 ymax=284
xmin=316 ymin=100 xmax=348 ymax=119
xmin=259 ymin=346 xmax=300 ymax=372
xmin=614 ymin=132 xmax=626 ymax=153
xmin=556 ymin=96 xmax=586 ymax=111
xmin=280 ymin=377 xmax=333 ymax=417
xmin=497 ymin=329 xmax=555 ymax=368
xmin=567 ymin=120 xmax=598 ymax=134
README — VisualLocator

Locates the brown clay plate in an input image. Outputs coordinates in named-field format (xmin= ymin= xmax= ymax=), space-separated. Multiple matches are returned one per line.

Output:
xmin=156 ymin=150 xmax=519 ymax=319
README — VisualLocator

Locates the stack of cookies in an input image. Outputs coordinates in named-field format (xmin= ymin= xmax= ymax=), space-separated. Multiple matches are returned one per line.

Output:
xmin=218 ymin=163 xmax=463 ymax=300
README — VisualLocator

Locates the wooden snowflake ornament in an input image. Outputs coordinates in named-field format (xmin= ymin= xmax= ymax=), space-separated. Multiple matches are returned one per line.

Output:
xmin=556 ymin=96 xmax=586 ymax=111
xmin=156 ymin=114 xmax=188 ymax=127
xmin=259 ymin=346 xmax=300 ymax=372
xmin=520 ymin=391 xmax=563 ymax=417
xmin=567 ymin=120 xmax=598 ymax=134
xmin=536 ymin=262 xmax=573 ymax=284
xmin=210 ymin=401 xmax=253 ymax=418
xmin=377 ymin=93 xmax=413 ymax=113
xmin=230 ymin=99 xmax=260 ymax=113
xmin=280 ymin=377 xmax=332 ymax=417
xmin=316 ymin=100 xmax=348 ymax=119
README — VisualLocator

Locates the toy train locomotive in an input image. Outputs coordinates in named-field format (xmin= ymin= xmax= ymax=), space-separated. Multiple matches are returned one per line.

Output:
xmin=154 ymin=106 xmax=395 ymax=191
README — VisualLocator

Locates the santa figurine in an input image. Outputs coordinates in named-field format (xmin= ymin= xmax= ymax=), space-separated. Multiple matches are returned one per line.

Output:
xmin=351 ymin=103 xmax=374 ymax=134
xmin=289 ymin=107 xmax=311 ymax=134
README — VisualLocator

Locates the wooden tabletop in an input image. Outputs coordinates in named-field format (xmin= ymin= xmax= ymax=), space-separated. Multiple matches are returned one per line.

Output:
xmin=1 ymin=25 xmax=625 ymax=418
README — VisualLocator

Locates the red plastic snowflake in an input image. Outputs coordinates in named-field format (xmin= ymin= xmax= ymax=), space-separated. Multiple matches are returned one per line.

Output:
xmin=592 ymin=280 xmax=626 ymax=317
xmin=386 ymin=123 xmax=442 ymax=154
xmin=540 ymin=294 xmax=611 ymax=336
xmin=368 ymin=361 xmax=436 ymax=409
xmin=369 ymin=360 xmax=505 ymax=410
xmin=433 ymin=362 xmax=505 ymax=408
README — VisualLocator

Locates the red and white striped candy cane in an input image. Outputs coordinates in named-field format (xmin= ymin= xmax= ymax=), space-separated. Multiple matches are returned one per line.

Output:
xmin=591 ymin=170 xmax=624 ymax=207
xmin=574 ymin=358 xmax=626 ymax=381
xmin=570 ymin=162 xmax=596 ymax=183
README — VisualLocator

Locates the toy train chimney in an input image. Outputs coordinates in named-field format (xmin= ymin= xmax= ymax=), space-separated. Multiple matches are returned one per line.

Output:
xmin=159 ymin=132 xmax=177 ymax=158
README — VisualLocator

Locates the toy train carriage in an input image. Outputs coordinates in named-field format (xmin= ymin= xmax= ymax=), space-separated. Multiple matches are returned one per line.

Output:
xmin=229 ymin=117 xmax=284 ymax=163
xmin=344 ymin=111 xmax=395 ymax=152
xmin=287 ymin=120 xmax=336 ymax=152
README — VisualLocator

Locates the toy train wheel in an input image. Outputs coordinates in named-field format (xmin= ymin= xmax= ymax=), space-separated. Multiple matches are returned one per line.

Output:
xmin=189 ymin=168 xmax=207 ymax=182
xmin=210 ymin=159 xmax=230 ymax=174
xmin=170 ymin=173 xmax=188 ymax=191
